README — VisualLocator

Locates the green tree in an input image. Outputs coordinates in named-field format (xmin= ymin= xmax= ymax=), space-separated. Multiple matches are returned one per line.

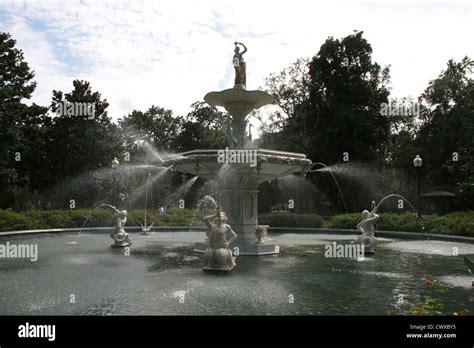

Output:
xmin=260 ymin=31 xmax=392 ymax=212
xmin=381 ymin=97 xmax=422 ymax=204
xmin=416 ymin=57 xmax=474 ymax=208
xmin=260 ymin=32 xmax=392 ymax=163
xmin=119 ymin=105 xmax=182 ymax=164
xmin=259 ymin=58 xmax=311 ymax=153
xmin=174 ymin=101 xmax=227 ymax=151
xmin=0 ymin=32 xmax=49 ymax=208
xmin=305 ymin=31 xmax=391 ymax=164
xmin=120 ymin=105 xmax=181 ymax=150
xmin=44 ymin=80 xmax=122 ymax=207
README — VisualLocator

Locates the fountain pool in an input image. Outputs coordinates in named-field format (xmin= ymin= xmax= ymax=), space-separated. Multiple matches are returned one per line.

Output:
xmin=1 ymin=231 xmax=472 ymax=315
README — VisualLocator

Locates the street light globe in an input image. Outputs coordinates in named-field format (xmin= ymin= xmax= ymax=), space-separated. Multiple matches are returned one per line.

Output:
xmin=413 ymin=155 xmax=423 ymax=168
xmin=111 ymin=157 xmax=120 ymax=169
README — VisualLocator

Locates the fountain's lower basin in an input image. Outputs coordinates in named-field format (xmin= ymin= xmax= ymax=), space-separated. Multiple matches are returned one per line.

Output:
xmin=0 ymin=231 xmax=473 ymax=315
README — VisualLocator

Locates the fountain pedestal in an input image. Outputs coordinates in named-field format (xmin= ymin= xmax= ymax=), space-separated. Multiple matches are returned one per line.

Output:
xmin=194 ymin=187 xmax=279 ymax=255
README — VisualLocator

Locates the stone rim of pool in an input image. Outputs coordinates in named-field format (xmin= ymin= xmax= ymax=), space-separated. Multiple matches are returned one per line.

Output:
xmin=2 ymin=226 xmax=473 ymax=244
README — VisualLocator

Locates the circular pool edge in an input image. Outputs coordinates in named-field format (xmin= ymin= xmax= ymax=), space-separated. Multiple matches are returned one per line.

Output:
xmin=1 ymin=226 xmax=473 ymax=244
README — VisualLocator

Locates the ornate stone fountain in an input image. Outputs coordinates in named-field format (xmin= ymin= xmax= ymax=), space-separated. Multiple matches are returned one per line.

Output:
xmin=166 ymin=43 xmax=312 ymax=255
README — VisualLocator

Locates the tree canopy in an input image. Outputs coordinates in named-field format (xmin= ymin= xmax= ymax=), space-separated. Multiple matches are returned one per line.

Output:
xmin=0 ymin=30 xmax=472 ymax=213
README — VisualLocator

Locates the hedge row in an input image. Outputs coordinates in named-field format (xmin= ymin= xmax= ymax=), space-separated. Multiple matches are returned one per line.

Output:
xmin=0 ymin=209 xmax=473 ymax=237
xmin=325 ymin=211 xmax=474 ymax=237
xmin=258 ymin=212 xmax=324 ymax=228
xmin=0 ymin=208 xmax=197 ymax=232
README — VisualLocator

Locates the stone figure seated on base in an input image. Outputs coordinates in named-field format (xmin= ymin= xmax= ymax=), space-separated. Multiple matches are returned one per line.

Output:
xmin=202 ymin=208 xmax=237 ymax=271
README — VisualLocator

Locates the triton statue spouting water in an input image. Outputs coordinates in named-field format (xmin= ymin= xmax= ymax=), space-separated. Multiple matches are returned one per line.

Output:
xmin=110 ymin=207 xmax=132 ymax=248
xmin=356 ymin=204 xmax=379 ymax=254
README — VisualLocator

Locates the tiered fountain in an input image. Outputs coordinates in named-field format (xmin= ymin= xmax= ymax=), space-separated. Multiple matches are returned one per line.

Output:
xmin=166 ymin=42 xmax=312 ymax=255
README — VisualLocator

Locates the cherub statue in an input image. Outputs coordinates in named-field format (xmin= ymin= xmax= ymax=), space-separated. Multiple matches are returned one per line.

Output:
xmin=202 ymin=207 xmax=237 ymax=271
xmin=356 ymin=206 xmax=379 ymax=254
xmin=110 ymin=208 xmax=132 ymax=247
xmin=233 ymin=42 xmax=247 ymax=89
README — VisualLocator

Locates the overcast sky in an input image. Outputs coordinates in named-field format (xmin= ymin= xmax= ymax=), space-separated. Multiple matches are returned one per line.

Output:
xmin=1 ymin=0 xmax=473 ymax=124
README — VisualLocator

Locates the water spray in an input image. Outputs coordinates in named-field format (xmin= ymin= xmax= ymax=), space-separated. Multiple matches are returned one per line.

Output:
xmin=141 ymin=173 xmax=154 ymax=235
xmin=309 ymin=162 xmax=349 ymax=213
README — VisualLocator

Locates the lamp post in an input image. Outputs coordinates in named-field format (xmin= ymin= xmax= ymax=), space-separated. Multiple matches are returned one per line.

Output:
xmin=413 ymin=155 xmax=423 ymax=218
xmin=111 ymin=157 xmax=119 ymax=206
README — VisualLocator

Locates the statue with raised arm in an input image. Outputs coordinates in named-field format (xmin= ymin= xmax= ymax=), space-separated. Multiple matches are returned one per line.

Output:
xmin=110 ymin=207 xmax=132 ymax=247
xmin=233 ymin=42 xmax=247 ymax=89
xmin=356 ymin=205 xmax=379 ymax=254
xmin=202 ymin=207 xmax=237 ymax=271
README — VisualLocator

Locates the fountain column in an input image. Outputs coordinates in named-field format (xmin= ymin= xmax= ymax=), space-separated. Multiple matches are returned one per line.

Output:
xmin=203 ymin=89 xmax=279 ymax=255
xmin=214 ymin=184 xmax=278 ymax=255
xmin=224 ymin=100 xmax=254 ymax=149
xmin=218 ymin=188 xmax=259 ymax=244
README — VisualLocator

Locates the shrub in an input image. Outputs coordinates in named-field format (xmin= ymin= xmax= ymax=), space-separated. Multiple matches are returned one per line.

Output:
xmin=80 ymin=209 xmax=115 ymax=227
xmin=377 ymin=213 xmax=422 ymax=233
xmin=22 ymin=210 xmax=74 ymax=229
xmin=325 ymin=213 xmax=360 ymax=229
xmin=1 ymin=209 xmax=472 ymax=237
xmin=0 ymin=210 xmax=30 ymax=231
xmin=258 ymin=212 xmax=324 ymax=228
xmin=127 ymin=208 xmax=196 ymax=227
xmin=427 ymin=211 xmax=474 ymax=236
xmin=0 ymin=208 xmax=197 ymax=232
xmin=325 ymin=211 xmax=474 ymax=237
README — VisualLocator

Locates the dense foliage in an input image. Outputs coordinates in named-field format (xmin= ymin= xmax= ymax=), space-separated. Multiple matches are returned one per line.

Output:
xmin=325 ymin=211 xmax=474 ymax=236
xmin=1 ymin=209 xmax=472 ymax=238
xmin=0 ymin=30 xmax=472 ymax=218
xmin=0 ymin=208 xmax=196 ymax=232
xmin=259 ymin=212 xmax=324 ymax=228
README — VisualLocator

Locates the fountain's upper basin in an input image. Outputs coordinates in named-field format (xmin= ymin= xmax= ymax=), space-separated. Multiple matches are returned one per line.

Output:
xmin=204 ymin=89 xmax=274 ymax=118
xmin=165 ymin=149 xmax=312 ymax=182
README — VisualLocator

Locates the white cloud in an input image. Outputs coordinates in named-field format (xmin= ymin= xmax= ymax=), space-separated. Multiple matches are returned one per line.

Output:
xmin=1 ymin=0 xmax=473 ymax=129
